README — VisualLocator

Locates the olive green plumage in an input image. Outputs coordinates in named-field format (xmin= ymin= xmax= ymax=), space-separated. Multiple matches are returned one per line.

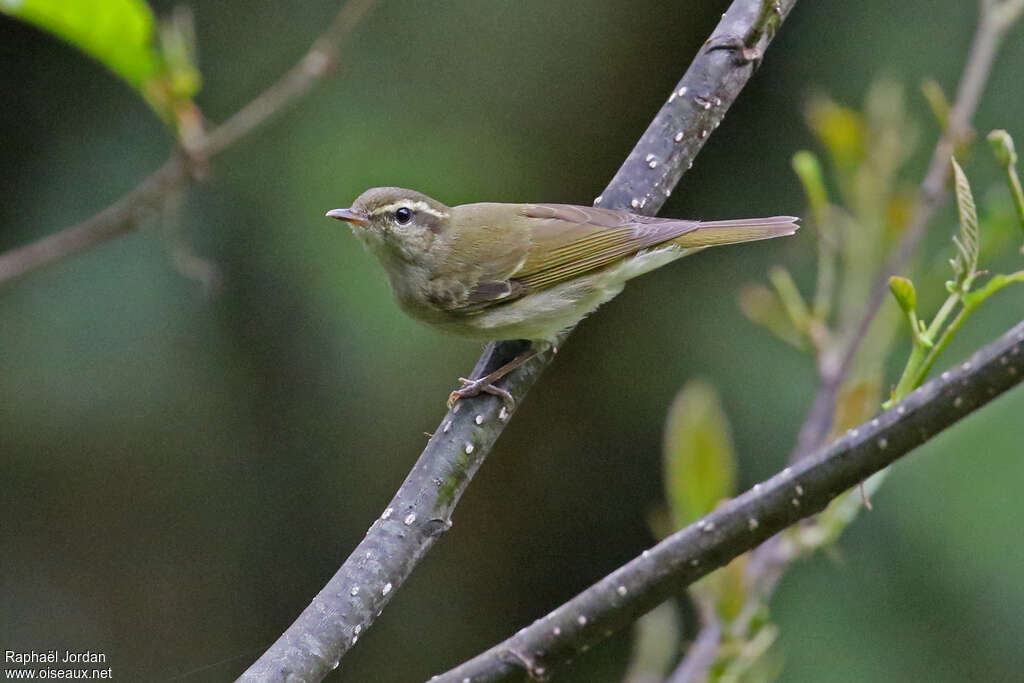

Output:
xmin=328 ymin=187 xmax=798 ymax=343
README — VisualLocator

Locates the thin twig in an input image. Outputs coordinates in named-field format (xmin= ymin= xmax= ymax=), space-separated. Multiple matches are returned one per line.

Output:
xmin=199 ymin=0 xmax=378 ymax=156
xmin=0 ymin=158 xmax=189 ymax=283
xmin=434 ymin=317 xmax=1024 ymax=683
xmin=237 ymin=1 xmax=798 ymax=680
xmin=0 ymin=0 xmax=381 ymax=286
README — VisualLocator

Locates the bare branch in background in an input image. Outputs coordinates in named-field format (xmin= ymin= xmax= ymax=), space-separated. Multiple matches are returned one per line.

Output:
xmin=0 ymin=0 xmax=380 ymax=286
xmin=0 ymin=158 xmax=189 ymax=283
xmin=435 ymin=317 xmax=1024 ymax=682
xmin=197 ymin=0 xmax=378 ymax=156
xmin=238 ymin=1 xmax=798 ymax=680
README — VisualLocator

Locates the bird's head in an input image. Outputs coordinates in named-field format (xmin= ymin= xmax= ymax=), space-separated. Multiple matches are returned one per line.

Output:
xmin=327 ymin=187 xmax=451 ymax=263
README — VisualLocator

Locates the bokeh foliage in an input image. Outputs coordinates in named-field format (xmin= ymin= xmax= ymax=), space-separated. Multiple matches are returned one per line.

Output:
xmin=2 ymin=1 xmax=1024 ymax=681
xmin=1 ymin=0 xmax=200 ymax=130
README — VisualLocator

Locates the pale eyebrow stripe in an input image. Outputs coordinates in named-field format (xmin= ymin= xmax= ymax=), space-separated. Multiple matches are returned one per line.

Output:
xmin=368 ymin=201 xmax=449 ymax=219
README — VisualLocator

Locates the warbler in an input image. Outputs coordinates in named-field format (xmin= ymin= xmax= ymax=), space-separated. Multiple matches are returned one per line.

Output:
xmin=328 ymin=187 xmax=798 ymax=407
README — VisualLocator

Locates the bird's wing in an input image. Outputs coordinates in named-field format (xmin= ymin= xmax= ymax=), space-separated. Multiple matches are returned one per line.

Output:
xmin=433 ymin=203 xmax=698 ymax=313
xmin=508 ymin=204 xmax=699 ymax=290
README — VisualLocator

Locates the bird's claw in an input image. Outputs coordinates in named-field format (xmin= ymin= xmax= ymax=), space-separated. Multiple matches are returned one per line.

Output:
xmin=704 ymin=33 xmax=763 ymax=65
xmin=447 ymin=377 xmax=515 ymax=411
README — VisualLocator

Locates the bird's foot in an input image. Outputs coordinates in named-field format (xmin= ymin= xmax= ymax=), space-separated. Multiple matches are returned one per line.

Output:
xmin=447 ymin=377 xmax=515 ymax=411
xmin=445 ymin=344 xmax=539 ymax=411
xmin=704 ymin=33 xmax=762 ymax=65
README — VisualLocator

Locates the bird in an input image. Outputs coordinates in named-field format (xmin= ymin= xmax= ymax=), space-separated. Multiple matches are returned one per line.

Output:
xmin=327 ymin=187 xmax=798 ymax=408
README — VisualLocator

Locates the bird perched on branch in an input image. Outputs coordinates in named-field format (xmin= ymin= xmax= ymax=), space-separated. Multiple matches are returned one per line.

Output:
xmin=328 ymin=187 xmax=798 ymax=407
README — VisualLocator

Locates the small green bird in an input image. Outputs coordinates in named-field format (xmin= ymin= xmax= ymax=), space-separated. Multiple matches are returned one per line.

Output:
xmin=328 ymin=187 xmax=798 ymax=407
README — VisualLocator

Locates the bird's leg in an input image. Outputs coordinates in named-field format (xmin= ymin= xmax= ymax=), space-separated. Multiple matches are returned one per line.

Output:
xmin=447 ymin=345 xmax=539 ymax=410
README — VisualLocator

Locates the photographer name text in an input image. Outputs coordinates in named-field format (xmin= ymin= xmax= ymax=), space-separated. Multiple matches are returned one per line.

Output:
xmin=5 ymin=651 xmax=106 ymax=665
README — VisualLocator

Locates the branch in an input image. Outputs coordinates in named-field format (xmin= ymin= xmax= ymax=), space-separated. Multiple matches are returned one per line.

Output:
xmin=434 ymin=317 xmax=1024 ymax=683
xmin=0 ymin=0 xmax=380 ymax=286
xmin=790 ymin=0 xmax=1024 ymax=461
xmin=238 ymin=0 xmax=798 ymax=680
xmin=198 ymin=0 xmax=378 ymax=156
xmin=663 ymin=5 xmax=1024 ymax=680
xmin=0 ymin=157 xmax=189 ymax=283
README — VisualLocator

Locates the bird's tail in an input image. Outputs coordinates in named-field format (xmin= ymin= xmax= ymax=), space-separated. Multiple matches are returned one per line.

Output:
xmin=670 ymin=216 xmax=800 ymax=248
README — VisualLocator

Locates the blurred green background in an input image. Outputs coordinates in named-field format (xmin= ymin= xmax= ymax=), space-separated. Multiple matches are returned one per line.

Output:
xmin=3 ymin=1 xmax=1024 ymax=681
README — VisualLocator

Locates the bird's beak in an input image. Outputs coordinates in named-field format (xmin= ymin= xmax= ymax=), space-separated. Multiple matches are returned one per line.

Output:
xmin=325 ymin=207 xmax=369 ymax=225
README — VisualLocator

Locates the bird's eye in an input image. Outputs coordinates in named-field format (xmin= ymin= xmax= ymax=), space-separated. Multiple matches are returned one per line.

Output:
xmin=394 ymin=207 xmax=413 ymax=224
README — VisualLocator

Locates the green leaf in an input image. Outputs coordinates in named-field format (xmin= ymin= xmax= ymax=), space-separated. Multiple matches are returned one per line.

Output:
xmin=987 ymin=130 xmax=1024 ymax=243
xmin=964 ymin=270 xmax=1024 ymax=308
xmin=643 ymin=503 xmax=675 ymax=542
xmin=768 ymin=265 xmax=811 ymax=334
xmin=791 ymin=150 xmax=829 ymax=220
xmin=920 ymin=79 xmax=950 ymax=131
xmin=1 ymin=0 xmax=201 ymax=129
xmin=155 ymin=6 xmax=201 ymax=105
xmin=695 ymin=555 xmax=749 ymax=622
xmin=987 ymin=129 xmax=1018 ymax=168
xmin=833 ymin=375 xmax=882 ymax=432
xmin=887 ymin=276 xmax=917 ymax=315
xmin=949 ymin=158 xmax=980 ymax=292
xmin=663 ymin=380 xmax=737 ymax=527
xmin=804 ymin=96 xmax=866 ymax=173
xmin=1 ymin=0 xmax=161 ymax=89
xmin=622 ymin=601 xmax=682 ymax=683
xmin=738 ymin=283 xmax=807 ymax=349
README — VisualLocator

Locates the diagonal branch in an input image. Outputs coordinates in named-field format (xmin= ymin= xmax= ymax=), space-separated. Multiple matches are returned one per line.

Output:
xmin=198 ymin=0 xmax=378 ymax=156
xmin=434 ymin=317 xmax=1024 ymax=683
xmin=238 ymin=0 xmax=798 ymax=680
xmin=0 ymin=0 xmax=380 ymax=286
xmin=0 ymin=157 xmax=190 ymax=283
